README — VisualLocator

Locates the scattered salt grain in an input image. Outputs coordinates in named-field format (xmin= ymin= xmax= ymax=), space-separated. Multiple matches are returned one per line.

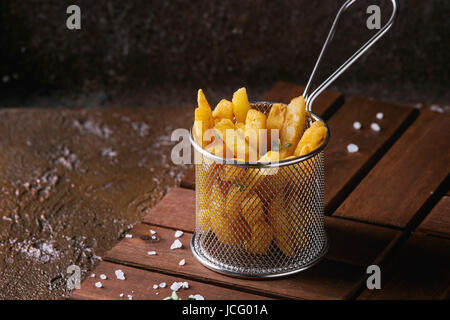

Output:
xmin=156 ymin=292 xmax=159 ymax=295
xmin=90 ymin=273 xmax=95 ymax=278
xmin=347 ymin=144 xmax=359 ymax=153
xmin=370 ymin=123 xmax=381 ymax=132
xmin=179 ymin=259 xmax=186 ymax=266
xmin=147 ymin=251 xmax=157 ymax=256
xmin=150 ymin=230 xmax=156 ymax=235
xmin=128 ymin=295 xmax=133 ymax=300
xmin=100 ymin=274 xmax=107 ymax=280
xmin=95 ymin=281 xmax=103 ymax=288
xmin=189 ymin=294 xmax=205 ymax=300
xmin=174 ymin=230 xmax=184 ymax=238
xmin=353 ymin=121 xmax=362 ymax=130
xmin=119 ymin=293 xmax=124 ymax=297
xmin=159 ymin=282 xmax=166 ymax=288
xmin=151 ymin=235 xmax=156 ymax=240
xmin=376 ymin=112 xmax=384 ymax=120
xmin=170 ymin=239 xmax=183 ymax=250
xmin=115 ymin=269 xmax=126 ymax=280
xmin=170 ymin=281 xmax=189 ymax=292
xmin=153 ymin=284 xmax=158 ymax=289
xmin=125 ymin=234 xmax=132 ymax=238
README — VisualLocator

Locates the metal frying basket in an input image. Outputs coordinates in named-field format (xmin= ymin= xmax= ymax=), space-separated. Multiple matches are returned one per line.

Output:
xmin=189 ymin=0 xmax=398 ymax=278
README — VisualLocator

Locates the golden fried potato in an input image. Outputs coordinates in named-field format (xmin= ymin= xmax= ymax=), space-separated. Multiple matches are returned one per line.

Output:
xmin=224 ymin=185 xmax=247 ymax=222
xmin=267 ymin=103 xmax=287 ymax=148
xmin=193 ymin=107 xmax=213 ymax=148
xmin=232 ymin=87 xmax=251 ymax=123
xmin=197 ymin=208 xmax=212 ymax=231
xmin=219 ymin=159 xmax=246 ymax=182
xmin=268 ymin=191 xmax=310 ymax=257
xmin=234 ymin=214 xmax=251 ymax=242
xmin=205 ymin=138 xmax=233 ymax=158
xmin=244 ymin=220 xmax=273 ymax=255
xmin=213 ymin=99 xmax=234 ymax=125
xmin=245 ymin=109 xmax=267 ymax=155
xmin=240 ymin=194 xmax=265 ymax=226
xmin=294 ymin=122 xmax=328 ymax=156
xmin=213 ymin=118 xmax=235 ymax=142
xmin=279 ymin=96 xmax=306 ymax=158
xmin=197 ymin=89 xmax=213 ymax=127
xmin=211 ymin=214 xmax=238 ymax=245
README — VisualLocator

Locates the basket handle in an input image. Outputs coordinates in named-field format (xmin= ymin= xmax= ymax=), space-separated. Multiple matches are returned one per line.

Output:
xmin=302 ymin=0 xmax=398 ymax=112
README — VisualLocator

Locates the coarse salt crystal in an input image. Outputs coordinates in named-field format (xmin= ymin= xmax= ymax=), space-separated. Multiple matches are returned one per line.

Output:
xmin=353 ymin=121 xmax=362 ymax=130
xmin=179 ymin=259 xmax=186 ymax=266
xmin=90 ymin=273 xmax=95 ymax=278
xmin=150 ymin=230 xmax=156 ymax=235
xmin=151 ymin=235 xmax=156 ymax=240
xmin=174 ymin=230 xmax=184 ymax=238
xmin=147 ymin=251 xmax=157 ymax=255
xmin=159 ymin=282 xmax=166 ymax=288
xmin=119 ymin=293 xmax=124 ymax=297
xmin=153 ymin=284 xmax=158 ymax=289
xmin=170 ymin=281 xmax=188 ymax=292
xmin=115 ymin=269 xmax=126 ymax=280
xmin=347 ymin=144 xmax=359 ymax=153
xmin=189 ymin=294 xmax=205 ymax=300
xmin=125 ymin=234 xmax=132 ymax=238
xmin=100 ymin=274 xmax=107 ymax=280
xmin=128 ymin=295 xmax=133 ymax=300
xmin=376 ymin=112 xmax=384 ymax=120
xmin=170 ymin=239 xmax=183 ymax=250
xmin=94 ymin=281 xmax=103 ymax=288
xmin=370 ymin=123 xmax=381 ymax=132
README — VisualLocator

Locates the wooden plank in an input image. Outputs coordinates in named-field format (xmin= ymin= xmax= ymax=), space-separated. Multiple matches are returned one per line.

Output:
xmin=179 ymin=166 xmax=195 ymax=189
xmin=358 ymin=234 xmax=450 ymax=300
xmin=261 ymin=81 xmax=343 ymax=120
xmin=180 ymin=81 xmax=344 ymax=189
xmin=335 ymin=110 xmax=450 ymax=228
xmin=325 ymin=216 xmax=400 ymax=267
xmin=142 ymin=187 xmax=196 ymax=232
xmin=142 ymin=187 xmax=400 ymax=268
xmin=70 ymin=261 xmax=270 ymax=300
xmin=104 ymin=224 xmax=364 ymax=300
xmin=324 ymin=97 xmax=417 ymax=214
xmin=417 ymin=196 xmax=450 ymax=239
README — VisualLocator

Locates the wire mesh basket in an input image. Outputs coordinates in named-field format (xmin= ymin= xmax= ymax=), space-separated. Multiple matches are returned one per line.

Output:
xmin=189 ymin=101 xmax=330 ymax=278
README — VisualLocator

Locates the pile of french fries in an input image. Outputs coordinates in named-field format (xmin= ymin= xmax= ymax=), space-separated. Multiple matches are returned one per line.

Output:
xmin=193 ymin=88 xmax=328 ymax=256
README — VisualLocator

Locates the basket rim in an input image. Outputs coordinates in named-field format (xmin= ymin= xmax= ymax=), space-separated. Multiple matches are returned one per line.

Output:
xmin=189 ymin=100 xmax=330 ymax=168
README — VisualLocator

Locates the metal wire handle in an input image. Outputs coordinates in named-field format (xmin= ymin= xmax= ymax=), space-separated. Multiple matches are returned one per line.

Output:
xmin=303 ymin=0 xmax=398 ymax=112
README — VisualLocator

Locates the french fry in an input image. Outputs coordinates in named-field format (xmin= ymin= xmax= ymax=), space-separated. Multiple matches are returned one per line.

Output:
xmin=267 ymin=103 xmax=287 ymax=148
xmin=279 ymin=96 xmax=306 ymax=158
xmin=232 ymin=87 xmax=251 ymax=123
xmin=240 ymin=194 xmax=265 ymax=226
xmin=294 ymin=121 xmax=328 ymax=156
xmin=245 ymin=109 xmax=267 ymax=156
xmin=213 ymin=99 xmax=234 ymax=125
xmin=197 ymin=89 xmax=214 ymax=127
xmin=244 ymin=220 xmax=273 ymax=254
xmin=268 ymin=190 xmax=310 ymax=257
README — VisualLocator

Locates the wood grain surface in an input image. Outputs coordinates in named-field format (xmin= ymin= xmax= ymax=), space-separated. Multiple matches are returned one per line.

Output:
xmin=335 ymin=110 xmax=450 ymax=228
xmin=417 ymin=196 xmax=450 ymax=239
xmin=358 ymin=234 xmax=450 ymax=300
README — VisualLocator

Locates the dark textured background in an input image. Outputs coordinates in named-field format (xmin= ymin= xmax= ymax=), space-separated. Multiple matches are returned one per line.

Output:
xmin=0 ymin=0 xmax=449 ymax=106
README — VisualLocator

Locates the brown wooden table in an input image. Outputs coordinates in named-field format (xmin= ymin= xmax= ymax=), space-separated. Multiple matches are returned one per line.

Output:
xmin=71 ymin=81 xmax=450 ymax=300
